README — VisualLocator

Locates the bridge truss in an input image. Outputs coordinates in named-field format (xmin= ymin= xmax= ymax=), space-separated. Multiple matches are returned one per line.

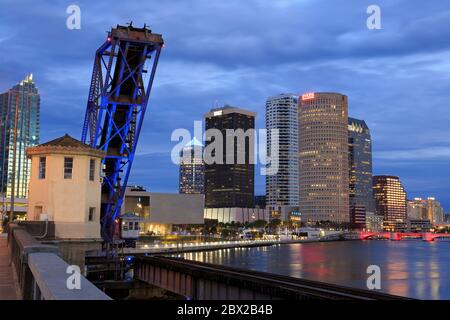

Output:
xmin=81 ymin=24 xmax=164 ymax=242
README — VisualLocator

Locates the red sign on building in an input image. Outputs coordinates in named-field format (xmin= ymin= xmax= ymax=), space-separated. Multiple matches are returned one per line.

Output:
xmin=301 ymin=92 xmax=315 ymax=101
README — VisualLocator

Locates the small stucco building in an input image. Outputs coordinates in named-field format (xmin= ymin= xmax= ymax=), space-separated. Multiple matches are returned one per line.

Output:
xmin=26 ymin=134 xmax=104 ymax=240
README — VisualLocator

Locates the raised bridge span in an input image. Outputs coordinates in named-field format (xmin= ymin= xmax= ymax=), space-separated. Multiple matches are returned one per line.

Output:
xmin=134 ymin=256 xmax=409 ymax=300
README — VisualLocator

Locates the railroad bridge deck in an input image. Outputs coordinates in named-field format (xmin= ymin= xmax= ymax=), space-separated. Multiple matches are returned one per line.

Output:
xmin=135 ymin=256 xmax=410 ymax=300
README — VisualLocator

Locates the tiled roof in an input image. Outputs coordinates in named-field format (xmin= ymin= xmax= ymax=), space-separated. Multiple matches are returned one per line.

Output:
xmin=38 ymin=134 xmax=93 ymax=149
xmin=27 ymin=134 xmax=104 ymax=157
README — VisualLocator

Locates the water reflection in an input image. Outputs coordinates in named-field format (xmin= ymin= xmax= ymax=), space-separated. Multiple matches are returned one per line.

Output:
xmin=182 ymin=241 xmax=450 ymax=299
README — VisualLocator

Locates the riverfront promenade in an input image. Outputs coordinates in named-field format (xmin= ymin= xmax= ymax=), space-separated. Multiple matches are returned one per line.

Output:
xmin=0 ymin=234 xmax=19 ymax=300
xmin=123 ymin=238 xmax=326 ymax=255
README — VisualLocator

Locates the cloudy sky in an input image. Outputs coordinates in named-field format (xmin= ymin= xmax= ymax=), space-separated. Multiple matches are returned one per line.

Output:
xmin=0 ymin=0 xmax=449 ymax=209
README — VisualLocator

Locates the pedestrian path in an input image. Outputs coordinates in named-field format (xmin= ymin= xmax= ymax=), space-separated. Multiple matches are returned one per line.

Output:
xmin=0 ymin=234 xmax=20 ymax=300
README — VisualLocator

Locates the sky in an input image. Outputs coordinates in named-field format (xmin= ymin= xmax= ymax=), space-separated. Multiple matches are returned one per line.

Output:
xmin=0 ymin=0 xmax=449 ymax=210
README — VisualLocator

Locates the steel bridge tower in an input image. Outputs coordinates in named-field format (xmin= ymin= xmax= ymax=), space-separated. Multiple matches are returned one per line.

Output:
xmin=81 ymin=24 xmax=164 ymax=242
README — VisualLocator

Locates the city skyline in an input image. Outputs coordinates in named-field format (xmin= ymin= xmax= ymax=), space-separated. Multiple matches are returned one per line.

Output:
xmin=2 ymin=1 xmax=450 ymax=304
xmin=0 ymin=0 xmax=449 ymax=209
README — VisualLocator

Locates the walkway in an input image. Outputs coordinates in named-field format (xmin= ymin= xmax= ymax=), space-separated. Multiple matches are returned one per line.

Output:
xmin=0 ymin=234 xmax=20 ymax=300
xmin=124 ymin=238 xmax=313 ymax=255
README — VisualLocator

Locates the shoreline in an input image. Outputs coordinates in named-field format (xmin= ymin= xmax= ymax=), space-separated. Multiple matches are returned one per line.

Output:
xmin=123 ymin=237 xmax=344 ymax=255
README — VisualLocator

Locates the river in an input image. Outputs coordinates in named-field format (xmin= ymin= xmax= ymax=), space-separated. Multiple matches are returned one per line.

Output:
xmin=182 ymin=240 xmax=450 ymax=299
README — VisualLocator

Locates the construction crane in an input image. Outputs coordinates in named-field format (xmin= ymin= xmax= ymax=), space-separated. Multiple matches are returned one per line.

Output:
xmin=81 ymin=24 xmax=164 ymax=243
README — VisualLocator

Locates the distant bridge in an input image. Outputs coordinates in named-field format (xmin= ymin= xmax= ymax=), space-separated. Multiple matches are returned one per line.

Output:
xmin=359 ymin=231 xmax=450 ymax=241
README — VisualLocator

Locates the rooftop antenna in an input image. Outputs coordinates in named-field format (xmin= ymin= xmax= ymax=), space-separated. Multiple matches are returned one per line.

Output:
xmin=126 ymin=21 xmax=133 ymax=27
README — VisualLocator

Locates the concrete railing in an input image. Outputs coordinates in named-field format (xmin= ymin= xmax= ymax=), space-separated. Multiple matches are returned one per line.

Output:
xmin=8 ymin=224 xmax=110 ymax=300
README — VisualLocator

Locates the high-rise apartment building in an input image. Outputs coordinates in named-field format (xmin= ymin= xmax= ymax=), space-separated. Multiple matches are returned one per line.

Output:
xmin=265 ymin=94 xmax=299 ymax=208
xmin=407 ymin=197 xmax=444 ymax=225
xmin=179 ymin=137 xmax=204 ymax=194
xmin=0 ymin=74 xmax=40 ymax=198
xmin=348 ymin=117 xmax=375 ymax=227
xmin=204 ymin=106 xmax=255 ymax=208
xmin=373 ymin=175 xmax=407 ymax=231
xmin=299 ymin=92 xmax=349 ymax=223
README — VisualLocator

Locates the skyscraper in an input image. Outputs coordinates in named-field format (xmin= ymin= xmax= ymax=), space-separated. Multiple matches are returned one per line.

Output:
xmin=266 ymin=94 xmax=299 ymax=209
xmin=299 ymin=92 xmax=349 ymax=223
xmin=179 ymin=137 xmax=204 ymax=194
xmin=373 ymin=175 xmax=407 ymax=231
xmin=348 ymin=117 xmax=375 ymax=227
xmin=204 ymin=106 xmax=255 ymax=208
xmin=0 ymin=74 xmax=40 ymax=198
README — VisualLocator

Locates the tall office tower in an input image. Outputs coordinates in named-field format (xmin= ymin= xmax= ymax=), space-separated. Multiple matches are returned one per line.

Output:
xmin=265 ymin=94 xmax=299 ymax=209
xmin=299 ymin=92 xmax=349 ymax=223
xmin=179 ymin=137 xmax=204 ymax=194
xmin=204 ymin=106 xmax=256 ymax=208
xmin=0 ymin=74 xmax=40 ymax=198
xmin=348 ymin=117 xmax=375 ymax=227
xmin=373 ymin=175 xmax=407 ymax=231
xmin=407 ymin=197 xmax=444 ymax=225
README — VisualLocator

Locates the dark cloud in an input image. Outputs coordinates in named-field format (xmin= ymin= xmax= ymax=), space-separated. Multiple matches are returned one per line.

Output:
xmin=0 ymin=0 xmax=449 ymax=209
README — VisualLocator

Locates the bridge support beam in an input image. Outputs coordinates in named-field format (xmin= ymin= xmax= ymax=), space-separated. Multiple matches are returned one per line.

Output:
xmin=135 ymin=256 xmax=408 ymax=300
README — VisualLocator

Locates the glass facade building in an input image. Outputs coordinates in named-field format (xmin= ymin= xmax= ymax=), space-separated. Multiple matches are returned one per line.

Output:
xmin=204 ymin=106 xmax=255 ymax=208
xmin=348 ymin=117 xmax=375 ymax=227
xmin=0 ymin=74 xmax=40 ymax=198
xmin=179 ymin=137 xmax=205 ymax=194
xmin=265 ymin=94 xmax=299 ymax=208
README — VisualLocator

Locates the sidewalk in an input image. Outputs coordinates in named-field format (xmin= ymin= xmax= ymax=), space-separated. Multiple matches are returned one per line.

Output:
xmin=0 ymin=234 xmax=20 ymax=300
